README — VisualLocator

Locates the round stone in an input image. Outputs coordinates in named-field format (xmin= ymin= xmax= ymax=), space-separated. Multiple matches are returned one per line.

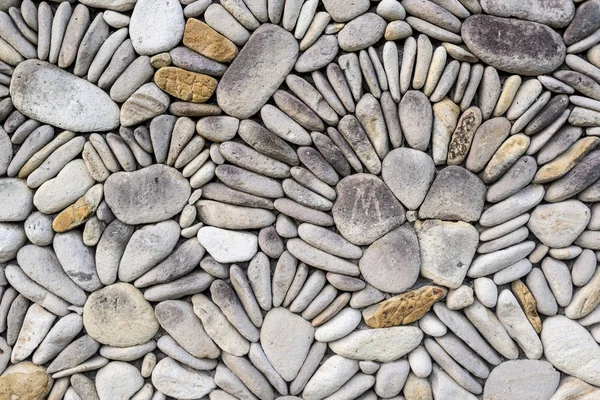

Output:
xmin=359 ymin=224 xmax=420 ymax=294
xmin=104 ymin=164 xmax=191 ymax=225
xmin=0 ymin=179 xmax=33 ymax=222
xmin=483 ymin=360 xmax=560 ymax=400
xmin=332 ymin=174 xmax=405 ymax=246
xmin=83 ymin=283 xmax=159 ymax=347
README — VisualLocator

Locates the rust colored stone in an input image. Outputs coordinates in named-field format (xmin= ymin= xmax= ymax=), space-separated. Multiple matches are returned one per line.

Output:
xmin=363 ymin=285 xmax=447 ymax=328
xmin=183 ymin=18 xmax=238 ymax=63
xmin=511 ymin=279 xmax=542 ymax=334
xmin=154 ymin=67 xmax=217 ymax=103
xmin=52 ymin=196 xmax=95 ymax=233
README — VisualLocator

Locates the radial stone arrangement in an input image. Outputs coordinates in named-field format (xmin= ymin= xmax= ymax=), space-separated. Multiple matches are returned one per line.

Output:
xmin=3 ymin=0 xmax=600 ymax=399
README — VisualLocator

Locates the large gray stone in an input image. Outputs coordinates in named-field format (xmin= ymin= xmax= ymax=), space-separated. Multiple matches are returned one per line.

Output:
xmin=0 ymin=179 xmax=33 ymax=222
xmin=332 ymin=174 xmax=405 ymax=246
xmin=359 ymin=224 xmax=420 ymax=294
xmin=217 ymin=24 xmax=298 ymax=118
xmin=338 ymin=13 xmax=386 ymax=52
xmin=416 ymin=219 xmax=479 ymax=289
xmin=152 ymin=357 xmax=216 ymax=399
xmin=261 ymin=307 xmax=314 ymax=381
xmin=104 ymin=165 xmax=191 ymax=225
xmin=129 ymin=0 xmax=184 ymax=55
xmin=483 ymin=360 xmax=560 ymax=400
xmin=9 ymin=60 xmax=119 ymax=132
xmin=528 ymin=200 xmax=591 ymax=248
xmin=480 ymin=0 xmax=575 ymax=28
xmin=462 ymin=15 xmax=566 ymax=76
xmin=419 ymin=166 xmax=486 ymax=222
xmin=382 ymin=148 xmax=435 ymax=210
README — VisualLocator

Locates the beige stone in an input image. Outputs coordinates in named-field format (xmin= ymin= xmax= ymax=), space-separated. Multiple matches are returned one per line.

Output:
xmin=534 ymin=137 xmax=600 ymax=183
xmin=52 ymin=185 xmax=102 ymax=233
xmin=481 ymin=134 xmax=530 ymax=183
xmin=83 ymin=283 xmax=159 ymax=347
xmin=0 ymin=362 xmax=52 ymax=400
xmin=154 ymin=67 xmax=217 ymax=103
xmin=183 ymin=18 xmax=238 ymax=63
xmin=363 ymin=286 xmax=447 ymax=328
xmin=511 ymin=280 xmax=542 ymax=334
xmin=447 ymin=106 xmax=482 ymax=165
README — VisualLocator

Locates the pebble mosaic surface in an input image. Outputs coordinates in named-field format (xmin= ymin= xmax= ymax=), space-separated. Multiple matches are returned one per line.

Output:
xmin=2 ymin=0 xmax=600 ymax=399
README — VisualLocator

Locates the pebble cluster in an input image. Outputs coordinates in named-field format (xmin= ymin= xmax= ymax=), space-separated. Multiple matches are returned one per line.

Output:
xmin=1 ymin=0 xmax=600 ymax=399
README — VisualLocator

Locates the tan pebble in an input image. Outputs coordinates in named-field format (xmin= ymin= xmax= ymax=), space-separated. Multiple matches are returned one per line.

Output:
xmin=511 ymin=279 xmax=542 ymax=334
xmin=183 ymin=18 xmax=238 ymax=63
xmin=154 ymin=67 xmax=217 ymax=103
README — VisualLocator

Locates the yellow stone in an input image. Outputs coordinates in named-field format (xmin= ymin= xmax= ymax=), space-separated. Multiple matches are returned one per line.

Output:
xmin=0 ymin=362 xmax=52 ymax=400
xmin=52 ymin=196 xmax=95 ymax=233
xmin=183 ymin=18 xmax=238 ymax=63
xmin=511 ymin=279 xmax=542 ymax=334
xmin=154 ymin=67 xmax=218 ymax=103
xmin=481 ymin=133 xmax=530 ymax=183
xmin=363 ymin=286 xmax=447 ymax=328
xmin=534 ymin=137 xmax=600 ymax=184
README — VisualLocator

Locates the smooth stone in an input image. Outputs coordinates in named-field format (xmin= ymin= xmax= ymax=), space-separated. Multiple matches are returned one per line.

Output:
xmin=105 ymin=165 xmax=190 ymax=225
xmin=480 ymin=0 xmax=574 ymax=27
xmin=464 ymin=300 xmax=519 ymax=360
xmin=53 ymin=231 xmax=102 ymax=292
xmin=314 ymin=308 xmax=361 ymax=342
xmin=338 ymin=13 xmax=386 ymax=52
xmin=572 ymin=249 xmax=597 ymax=286
xmin=197 ymin=227 xmax=257 ymax=263
xmin=96 ymin=361 xmax=143 ymax=400
xmin=152 ymin=357 xmax=215 ymax=399
xmin=0 ymin=223 xmax=25 ymax=262
xmin=322 ymin=0 xmax=369 ymax=22
xmin=24 ymin=212 xmax=53 ymax=246
xmin=528 ymin=200 xmax=590 ymax=248
xmin=466 ymin=117 xmax=511 ymax=173
xmin=432 ymin=98 xmax=460 ymax=164
xmin=542 ymin=316 xmax=600 ymax=386
xmin=486 ymin=156 xmax=537 ymax=203
xmin=332 ymin=174 xmax=405 ymax=245
xmin=550 ymin=377 xmax=600 ymax=400
xmin=329 ymin=326 xmax=423 ymax=362
xmin=359 ymin=224 xmax=420 ymax=293
xmin=303 ymin=355 xmax=358 ymax=400
xmin=83 ymin=283 xmax=159 ymax=347
xmin=217 ymin=24 xmax=298 ymax=118
xmin=260 ymin=307 xmax=314 ymax=381
xmin=462 ymin=15 xmax=565 ymax=75
xmin=9 ymin=60 xmax=119 ymax=132
xmin=419 ymin=166 xmax=486 ymax=222
xmin=480 ymin=185 xmax=545 ymax=227
xmin=469 ymin=241 xmax=536 ymax=278
xmin=129 ymin=0 xmax=184 ymax=55
xmin=183 ymin=18 xmax=237 ymax=63
xmin=542 ymin=257 xmax=572 ymax=307
xmin=545 ymin=149 xmax=600 ymax=202
xmin=11 ymin=304 xmax=56 ymax=363
xmin=496 ymin=290 xmax=543 ymax=359
xmin=295 ymin=35 xmax=338 ymax=73
xmin=0 ymin=178 xmax=32 ymax=221
xmin=399 ymin=90 xmax=433 ymax=151
xmin=566 ymin=265 xmax=600 ymax=319
xmin=483 ymin=360 xmax=560 ymax=400
xmin=99 ymin=341 xmax=156 ymax=362
xmin=382 ymin=148 xmax=434 ymax=210
xmin=197 ymin=200 xmax=276 ymax=230
xmin=297 ymin=223 xmax=362 ymax=259
xmin=33 ymin=159 xmax=95 ymax=214
xmin=430 ymin=365 xmax=478 ymax=400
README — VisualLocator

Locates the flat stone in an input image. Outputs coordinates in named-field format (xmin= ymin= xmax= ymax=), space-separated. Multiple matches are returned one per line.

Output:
xmin=551 ymin=377 xmax=600 ymax=400
xmin=197 ymin=226 xmax=257 ymax=263
xmin=154 ymin=67 xmax=217 ymax=103
xmin=332 ymin=174 xmax=405 ymax=245
xmin=363 ymin=286 xmax=447 ymax=328
xmin=152 ymin=357 xmax=216 ymax=399
xmin=261 ymin=307 xmax=314 ymax=381
xmin=447 ymin=107 xmax=483 ymax=166
xmin=329 ymin=326 xmax=423 ymax=362
xmin=359 ymin=224 xmax=420 ymax=293
xmin=511 ymin=279 xmax=542 ymax=333
xmin=217 ymin=24 xmax=298 ymax=118
xmin=9 ymin=60 xmax=119 ymax=132
xmin=564 ymin=0 xmax=600 ymax=46
xmin=542 ymin=316 xmax=600 ymax=386
xmin=322 ymin=0 xmax=369 ymax=22
xmin=0 ymin=178 xmax=33 ymax=222
xmin=545 ymin=149 xmax=600 ymax=202
xmin=183 ymin=18 xmax=238 ymax=63
xmin=338 ymin=13 xmax=386 ymax=52
xmin=104 ymin=165 xmax=191 ymax=225
xmin=79 ymin=0 xmax=136 ymax=11
xmin=197 ymin=200 xmax=276 ymax=229
xmin=416 ymin=219 xmax=479 ymax=289
xmin=95 ymin=361 xmax=143 ymax=400
xmin=535 ymin=137 xmax=600 ymax=183
xmin=303 ymin=355 xmax=359 ymax=400
xmin=120 ymin=83 xmax=170 ymax=127
xmin=419 ymin=166 xmax=486 ymax=222
xmin=382 ymin=148 xmax=435 ymax=210
xmin=565 ymin=266 xmax=600 ymax=319
xmin=528 ymin=200 xmax=590 ymax=248
xmin=483 ymin=360 xmax=559 ymax=400
xmin=399 ymin=90 xmax=433 ymax=151
xmin=83 ymin=283 xmax=159 ymax=347
xmin=0 ymin=362 xmax=52 ymax=400
xmin=462 ymin=15 xmax=566 ymax=76
xmin=466 ymin=117 xmax=511 ymax=173
xmin=129 ymin=0 xmax=184 ymax=55
xmin=480 ymin=0 xmax=574 ymax=27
